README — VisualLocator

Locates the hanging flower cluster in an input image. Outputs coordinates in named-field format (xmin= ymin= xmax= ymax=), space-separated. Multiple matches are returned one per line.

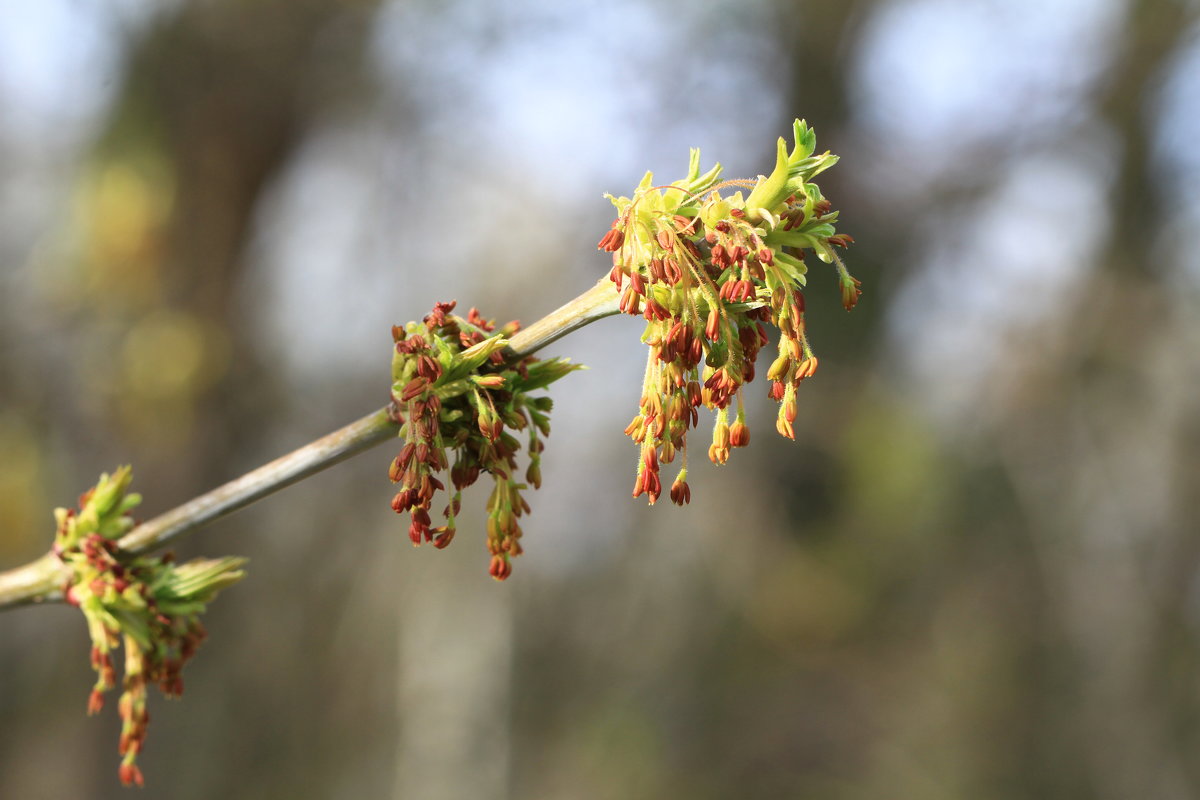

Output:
xmin=388 ymin=302 xmax=582 ymax=580
xmin=599 ymin=119 xmax=860 ymax=505
xmin=54 ymin=467 xmax=245 ymax=787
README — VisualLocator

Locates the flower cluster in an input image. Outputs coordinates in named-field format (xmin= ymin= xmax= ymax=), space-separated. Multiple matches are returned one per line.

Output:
xmin=599 ymin=120 xmax=860 ymax=505
xmin=54 ymin=467 xmax=245 ymax=786
xmin=388 ymin=302 xmax=581 ymax=579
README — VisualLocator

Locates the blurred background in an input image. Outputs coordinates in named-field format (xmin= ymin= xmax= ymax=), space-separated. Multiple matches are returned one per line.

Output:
xmin=1 ymin=0 xmax=1199 ymax=797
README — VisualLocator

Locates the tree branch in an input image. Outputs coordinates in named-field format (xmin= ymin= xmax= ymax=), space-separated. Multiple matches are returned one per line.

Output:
xmin=0 ymin=279 xmax=620 ymax=610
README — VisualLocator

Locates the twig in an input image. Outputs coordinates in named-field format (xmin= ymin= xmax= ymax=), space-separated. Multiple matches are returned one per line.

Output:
xmin=0 ymin=279 xmax=620 ymax=610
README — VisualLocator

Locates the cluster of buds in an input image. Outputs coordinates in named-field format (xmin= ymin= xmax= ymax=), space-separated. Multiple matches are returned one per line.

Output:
xmin=599 ymin=120 xmax=860 ymax=504
xmin=388 ymin=302 xmax=581 ymax=579
xmin=54 ymin=467 xmax=246 ymax=787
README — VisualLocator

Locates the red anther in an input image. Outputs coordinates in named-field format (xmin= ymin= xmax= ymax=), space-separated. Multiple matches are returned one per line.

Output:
xmin=706 ymin=308 xmax=720 ymax=341
xmin=400 ymin=377 xmax=429 ymax=401
xmin=730 ymin=208 xmax=744 ymax=218
xmin=619 ymin=284 xmax=641 ymax=315
xmin=608 ymin=264 xmax=624 ymax=289
xmin=423 ymin=300 xmax=457 ymax=328
xmin=391 ymin=490 xmax=414 ymax=513
xmin=757 ymin=248 xmax=774 ymax=265
xmin=598 ymin=226 xmax=625 ymax=252
xmin=431 ymin=527 xmax=456 ymax=549
xmin=489 ymin=554 xmax=512 ymax=580
xmin=710 ymin=243 xmax=729 ymax=267
xmin=391 ymin=324 xmax=406 ymax=342
xmin=840 ymin=275 xmax=863 ymax=311
xmin=705 ymin=230 xmax=718 ymax=244
xmin=119 ymin=763 xmax=145 ymax=788
xmin=88 ymin=689 xmax=105 ymax=715
xmin=732 ymin=245 xmax=749 ymax=263
xmin=644 ymin=298 xmax=670 ymax=321
xmin=669 ymin=477 xmax=691 ymax=506
xmin=656 ymin=230 xmax=673 ymax=250
xmin=769 ymin=381 xmax=785 ymax=401
xmin=647 ymin=481 xmax=661 ymax=505
xmin=664 ymin=258 xmax=683 ymax=284
xmin=466 ymin=307 xmax=490 ymax=330
xmin=416 ymin=354 xmax=442 ymax=381
xmin=629 ymin=271 xmax=645 ymax=295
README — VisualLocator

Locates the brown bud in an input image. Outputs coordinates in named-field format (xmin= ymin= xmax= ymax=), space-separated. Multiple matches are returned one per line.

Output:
xmin=669 ymin=476 xmax=691 ymax=506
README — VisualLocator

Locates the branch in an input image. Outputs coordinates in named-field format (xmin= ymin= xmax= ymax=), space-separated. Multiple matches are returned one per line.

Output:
xmin=0 ymin=279 xmax=620 ymax=610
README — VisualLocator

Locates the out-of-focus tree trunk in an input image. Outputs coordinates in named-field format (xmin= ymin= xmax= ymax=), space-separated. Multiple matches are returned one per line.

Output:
xmin=1000 ymin=1 xmax=1198 ymax=797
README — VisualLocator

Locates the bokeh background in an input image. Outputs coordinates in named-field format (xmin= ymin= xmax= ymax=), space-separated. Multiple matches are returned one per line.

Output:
xmin=2 ymin=0 xmax=1199 ymax=797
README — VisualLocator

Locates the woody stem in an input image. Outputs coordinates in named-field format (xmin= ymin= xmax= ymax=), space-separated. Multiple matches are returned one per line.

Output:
xmin=0 ymin=279 xmax=620 ymax=610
